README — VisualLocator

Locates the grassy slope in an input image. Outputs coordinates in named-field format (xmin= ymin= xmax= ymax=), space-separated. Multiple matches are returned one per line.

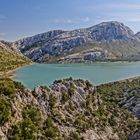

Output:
xmin=0 ymin=48 xmax=31 ymax=73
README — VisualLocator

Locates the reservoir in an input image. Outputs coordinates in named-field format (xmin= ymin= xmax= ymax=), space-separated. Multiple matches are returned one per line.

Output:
xmin=13 ymin=62 xmax=140 ymax=89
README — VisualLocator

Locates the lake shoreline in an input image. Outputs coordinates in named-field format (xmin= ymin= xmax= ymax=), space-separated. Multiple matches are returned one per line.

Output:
xmin=9 ymin=62 xmax=35 ymax=79
xmin=0 ymin=62 xmax=34 ymax=79
xmin=41 ymin=60 xmax=140 ymax=64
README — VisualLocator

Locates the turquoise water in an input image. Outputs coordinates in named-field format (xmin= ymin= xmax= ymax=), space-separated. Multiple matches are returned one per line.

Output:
xmin=13 ymin=62 xmax=140 ymax=89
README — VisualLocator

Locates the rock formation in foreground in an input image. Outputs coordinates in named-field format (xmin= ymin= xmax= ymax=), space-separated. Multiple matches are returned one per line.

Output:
xmin=1 ymin=77 xmax=140 ymax=139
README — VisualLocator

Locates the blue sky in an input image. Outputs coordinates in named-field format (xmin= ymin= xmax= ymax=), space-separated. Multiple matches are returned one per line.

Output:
xmin=0 ymin=0 xmax=140 ymax=41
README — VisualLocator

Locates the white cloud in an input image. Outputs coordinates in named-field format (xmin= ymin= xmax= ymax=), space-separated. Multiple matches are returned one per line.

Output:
xmin=83 ymin=17 xmax=90 ymax=22
xmin=103 ymin=13 xmax=140 ymax=22
xmin=49 ymin=17 xmax=90 ymax=24
xmin=105 ymin=3 xmax=140 ymax=10
xmin=51 ymin=19 xmax=73 ymax=24
xmin=85 ymin=2 xmax=140 ymax=25
xmin=86 ymin=3 xmax=140 ymax=11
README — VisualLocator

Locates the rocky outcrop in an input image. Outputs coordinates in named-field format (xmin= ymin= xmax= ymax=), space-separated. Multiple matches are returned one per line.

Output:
xmin=88 ymin=21 xmax=137 ymax=41
xmin=57 ymin=47 xmax=112 ymax=63
xmin=135 ymin=32 xmax=140 ymax=39
xmin=0 ymin=41 xmax=21 ymax=55
xmin=0 ymin=77 xmax=140 ymax=139
xmin=118 ymin=87 xmax=140 ymax=118
xmin=129 ymin=129 xmax=140 ymax=140
xmin=15 ymin=30 xmax=65 ymax=53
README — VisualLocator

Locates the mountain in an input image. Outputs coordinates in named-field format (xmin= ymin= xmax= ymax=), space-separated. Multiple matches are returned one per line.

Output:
xmin=14 ymin=21 xmax=140 ymax=63
xmin=0 ymin=41 xmax=21 ymax=55
xmin=0 ymin=77 xmax=140 ymax=140
xmin=135 ymin=32 xmax=140 ymax=39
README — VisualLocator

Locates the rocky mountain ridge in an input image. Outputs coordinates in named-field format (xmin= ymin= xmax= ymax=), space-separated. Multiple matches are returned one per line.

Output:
xmin=1 ymin=21 xmax=140 ymax=63
xmin=13 ymin=21 xmax=140 ymax=62
xmin=0 ymin=41 xmax=21 ymax=55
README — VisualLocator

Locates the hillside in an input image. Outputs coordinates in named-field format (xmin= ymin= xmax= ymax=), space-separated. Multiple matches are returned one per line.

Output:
xmin=14 ymin=21 xmax=140 ymax=63
xmin=0 ymin=41 xmax=31 ymax=75
xmin=0 ymin=77 xmax=140 ymax=139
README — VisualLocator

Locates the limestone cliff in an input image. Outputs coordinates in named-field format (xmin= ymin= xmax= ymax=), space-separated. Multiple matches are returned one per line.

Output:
xmin=13 ymin=21 xmax=140 ymax=62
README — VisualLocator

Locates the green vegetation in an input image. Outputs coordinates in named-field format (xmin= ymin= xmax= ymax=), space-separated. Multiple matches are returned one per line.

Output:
xmin=0 ymin=78 xmax=24 ymax=97
xmin=0 ymin=77 xmax=140 ymax=139
xmin=0 ymin=49 xmax=30 ymax=73
xmin=68 ymin=131 xmax=84 ymax=140
xmin=10 ymin=105 xmax=42 ymax=140
xmin=61 ymin=92 xmax=69 ymax=104
xmin=96 ymin=79 xmax=140 ymax=138
xmin=49 ymin=94 xmax=57 ymax=110
xmin=43 ymin=117 xmax=60 ymax=138
xmin=0 ymin=78 xmax=16 ymax=96
xmin=22 ymin=105 xmax=42 ymax=125
xmin=0 ymin=96 xmax=11 ymax=126
xmin=0 ymin=78 xmax=18 ymax=126
xmin=10 ymin=118 xmax=38 ymax=140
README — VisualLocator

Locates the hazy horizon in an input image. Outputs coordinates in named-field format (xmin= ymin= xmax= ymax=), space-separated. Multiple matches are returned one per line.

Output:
xmin=1 ymin=0 xmax=140 ymax=41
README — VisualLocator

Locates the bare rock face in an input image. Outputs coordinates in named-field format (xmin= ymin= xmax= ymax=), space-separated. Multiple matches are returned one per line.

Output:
xmin=15 ymin=30 xmax=65 ymax=52
xmin=135 ymin=32 xmax=140 ymax=39
xmin=0 ymin=128 xmax=6 ymax=140
xmin=13 ymin=21 xmax=140 ymax=62
xmin=88 ymin=21 xmax=136 ymax=41
xmin=118 ymin=88 xmax=140 ymax=117
xmin=129 ymin=129 xmax=140 ymax=140
xmin=0 ymin=41 xmax=21 ymax=55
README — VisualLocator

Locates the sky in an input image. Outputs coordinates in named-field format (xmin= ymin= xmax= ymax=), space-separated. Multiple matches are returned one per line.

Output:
xmin=0 ymin=0 xmax=140 ymax=41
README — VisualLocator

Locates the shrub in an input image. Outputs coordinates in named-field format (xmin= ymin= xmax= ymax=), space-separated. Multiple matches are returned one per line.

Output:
xmin=10 ymin=105 xmax=41 ymax=140
xmin=108 ymin=115 xmax=117 ymax=126
xmin=43 ymin=117 xmax=60 ymax=138
xmin=61 ymin=92 xmax=69 ymax=104
xmin=22 ymin=105 xmax=42 ymax=125
xmin=0 ymin=79 xmax=15 ymax=96
xmin=14 ymin=81 xmax=24 ymax=92
xmin=43 ymin=86 xmax=50 ymax=92
xmin=68 ymin=131 xmax=83 ymax=140
xmin=0 ymin=96 xmax=11 ymax=126
xmin=10 ymin=118 xmax=38 ymax=140
xmin=49 ymin=94 xmax=57 ymax=109
xmin=68 ymin=87 xmax=75 ymax=97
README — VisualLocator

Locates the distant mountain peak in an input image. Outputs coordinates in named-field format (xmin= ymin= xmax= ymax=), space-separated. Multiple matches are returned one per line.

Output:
xmin=87 ymin=21 xmax=135 ymax=41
